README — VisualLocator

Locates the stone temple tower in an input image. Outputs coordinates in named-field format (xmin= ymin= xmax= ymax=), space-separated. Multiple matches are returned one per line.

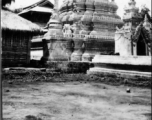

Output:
xmin=43 ymin=0 xmax=70 ymax=61
xmin=59 ymin=0 xmax=123 ymax=61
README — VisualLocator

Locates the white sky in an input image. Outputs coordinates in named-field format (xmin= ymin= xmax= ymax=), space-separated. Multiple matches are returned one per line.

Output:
xmin=9 ymin=0 xmax=151 ymax=18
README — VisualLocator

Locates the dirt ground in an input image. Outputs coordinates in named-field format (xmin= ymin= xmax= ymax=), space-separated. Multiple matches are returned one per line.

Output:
xmin=3 ymin=80 xmax=151 ymax=120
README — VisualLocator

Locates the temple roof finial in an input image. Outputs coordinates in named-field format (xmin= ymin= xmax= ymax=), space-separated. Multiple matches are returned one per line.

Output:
xmin=128 ymin=0 xmax=136 ymax=6
xmin=144 ymin=14 xmax=148 ymax=22
xmin=143 ymin=14 xmax=151 ymax=30
xmin=54 ymin=0 xmax=59 ymax=10
xmin=141 ymin=4 xmax=150 ymax=12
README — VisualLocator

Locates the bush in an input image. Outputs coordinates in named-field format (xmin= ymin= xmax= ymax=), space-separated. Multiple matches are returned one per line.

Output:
xmin=46 ymin=61 xmax=93 ymax=74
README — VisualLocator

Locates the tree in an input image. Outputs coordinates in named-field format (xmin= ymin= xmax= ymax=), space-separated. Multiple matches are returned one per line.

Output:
xmin=2 ymin=0 xmax=15 ymax=7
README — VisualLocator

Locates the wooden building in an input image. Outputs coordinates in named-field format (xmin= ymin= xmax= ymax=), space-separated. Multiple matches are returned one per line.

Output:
xmin=1 ymin=9 xmax=41 ymax=67
xmin=15 ymin=0 xmax=54 ymax=60
xmin=17 ymin=0 xmax=54 ymax=29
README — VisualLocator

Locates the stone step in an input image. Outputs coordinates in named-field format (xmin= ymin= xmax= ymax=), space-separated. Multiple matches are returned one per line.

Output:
xmin=92 ymin=55 xmax=151 ymax=66
xmin=87 ymin=67 xmax=151 ymax=78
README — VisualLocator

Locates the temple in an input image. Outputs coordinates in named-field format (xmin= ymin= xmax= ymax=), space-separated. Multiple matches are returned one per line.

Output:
xmin=43 ymin=0 xmax=123 ymax=62
xmin=88 ymin=0 xmax=151 ymax=77
xmin=115 ymin=0 xmax=152 ymax=56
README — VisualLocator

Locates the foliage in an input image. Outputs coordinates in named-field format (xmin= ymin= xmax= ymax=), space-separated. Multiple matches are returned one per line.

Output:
xmin=2 ymin=0 xmax=15 ymax=7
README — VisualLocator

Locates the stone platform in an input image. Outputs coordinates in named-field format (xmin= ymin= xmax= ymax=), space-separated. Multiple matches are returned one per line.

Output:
xmin=87 ymin=55 xmax=151 ymax=79
xmin=92 ymin=55 xmax=151 ymax=66
xmin=87 ymin=67 xmax=151 ymax=78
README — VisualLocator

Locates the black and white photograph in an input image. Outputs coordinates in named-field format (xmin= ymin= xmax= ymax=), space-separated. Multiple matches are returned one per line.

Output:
xmin=1 ymin=0 xmax=152 ymax=120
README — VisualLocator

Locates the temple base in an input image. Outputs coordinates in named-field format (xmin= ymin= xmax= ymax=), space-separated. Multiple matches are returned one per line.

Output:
xmin=87 ymin=55 xmax=151 ymax=79
xmin=82 ymin=52 xmax=97 ymax=62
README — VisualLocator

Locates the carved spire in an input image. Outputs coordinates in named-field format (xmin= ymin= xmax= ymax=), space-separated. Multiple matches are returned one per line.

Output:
xmin=124 ymin=0 xmax=139 ymax=12
xmin=128 ymin=0 xmax=136 ymax=6
xmin=54 ymin=0 xmax=59 ymax=10
xmin=123 ymin=0 xmax=141 ymax=21
xmin=144 ymin=14 xmax=148 ymax=22
xmin=143 ymin=14 xmax=151 ymax=30
xmin=141 ymin=4 xmax=150 ymax=12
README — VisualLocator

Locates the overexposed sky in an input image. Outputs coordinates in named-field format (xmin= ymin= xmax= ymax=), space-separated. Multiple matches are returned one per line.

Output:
xmin=9 ymin=0 xmax=151 ymax=18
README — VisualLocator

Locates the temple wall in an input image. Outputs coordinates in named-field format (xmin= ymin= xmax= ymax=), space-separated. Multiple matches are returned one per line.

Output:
xmin=148 ymin=46 xmax=151 ymax=56
xmin=133 ymin=43 xmax=137 ymax=56
xmin=146 ymin=44 xmax=151 ymax=56
xmin=115 ymin=33 xmax=132 ymax=56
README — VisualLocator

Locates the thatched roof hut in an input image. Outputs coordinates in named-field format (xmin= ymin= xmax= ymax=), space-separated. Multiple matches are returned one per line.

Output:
xmin=1 ymin=10 xmax=42 ymax=67
xmin=1 ymin=9 xmax=41 ymax=32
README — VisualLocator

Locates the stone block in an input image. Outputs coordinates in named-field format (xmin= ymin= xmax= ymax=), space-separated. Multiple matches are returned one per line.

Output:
xmin=44 ymin=39 xmax=70 ymax=61
xmin=92 ymin=55 xmax=151 ymax=66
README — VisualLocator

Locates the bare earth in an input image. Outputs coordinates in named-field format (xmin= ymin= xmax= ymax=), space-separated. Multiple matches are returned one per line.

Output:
xmin=3 ymin=81 xmax=151 ymax=120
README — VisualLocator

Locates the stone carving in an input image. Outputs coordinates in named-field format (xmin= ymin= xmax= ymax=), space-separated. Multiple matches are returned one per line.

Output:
xmin=58 ymin=0 xmax=122 ymax=61
xmin=70 ymin=22 xmax=84 ymax=61
xmin=63 ymin=24 xmax=72 ymax=34
xmin=50 ymin=10 xmax=59 ymax=20
xmin=62 ymin=24 xmax=74 ymax=61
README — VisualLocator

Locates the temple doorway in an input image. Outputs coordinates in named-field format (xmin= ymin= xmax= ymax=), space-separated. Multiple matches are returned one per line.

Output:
xmin=137 ymin=35 xmax=146 ymax=56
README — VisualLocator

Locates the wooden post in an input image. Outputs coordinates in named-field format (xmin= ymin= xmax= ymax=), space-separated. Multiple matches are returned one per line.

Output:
xmin=131 ymin=35 xmax=134 ymax=55
xmin=27 ymin=32 xmax=31 ymax=64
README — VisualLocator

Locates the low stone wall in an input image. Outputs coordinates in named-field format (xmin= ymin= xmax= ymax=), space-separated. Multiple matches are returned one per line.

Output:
xmin=45 ymin=61 xmax=94 ymax=73
xmin=87 ymin=68 xmax=151 ymax=88
xmin=94 ymin=63 xmax=151 ymax=72
xmin=2 ymin=65 xmax=151 ymax=88
xmin=92 ymin=55 xmax=151 ymax=66
xmin=29 ymin=60 xmax=94 ymax=73
xmin=2 ymin=60 xmax=151 ymax=88
xmin=2 ymin=68 xmax=60 ymax=83
xmin=2 ymin=68 xmax=151 ymax=88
